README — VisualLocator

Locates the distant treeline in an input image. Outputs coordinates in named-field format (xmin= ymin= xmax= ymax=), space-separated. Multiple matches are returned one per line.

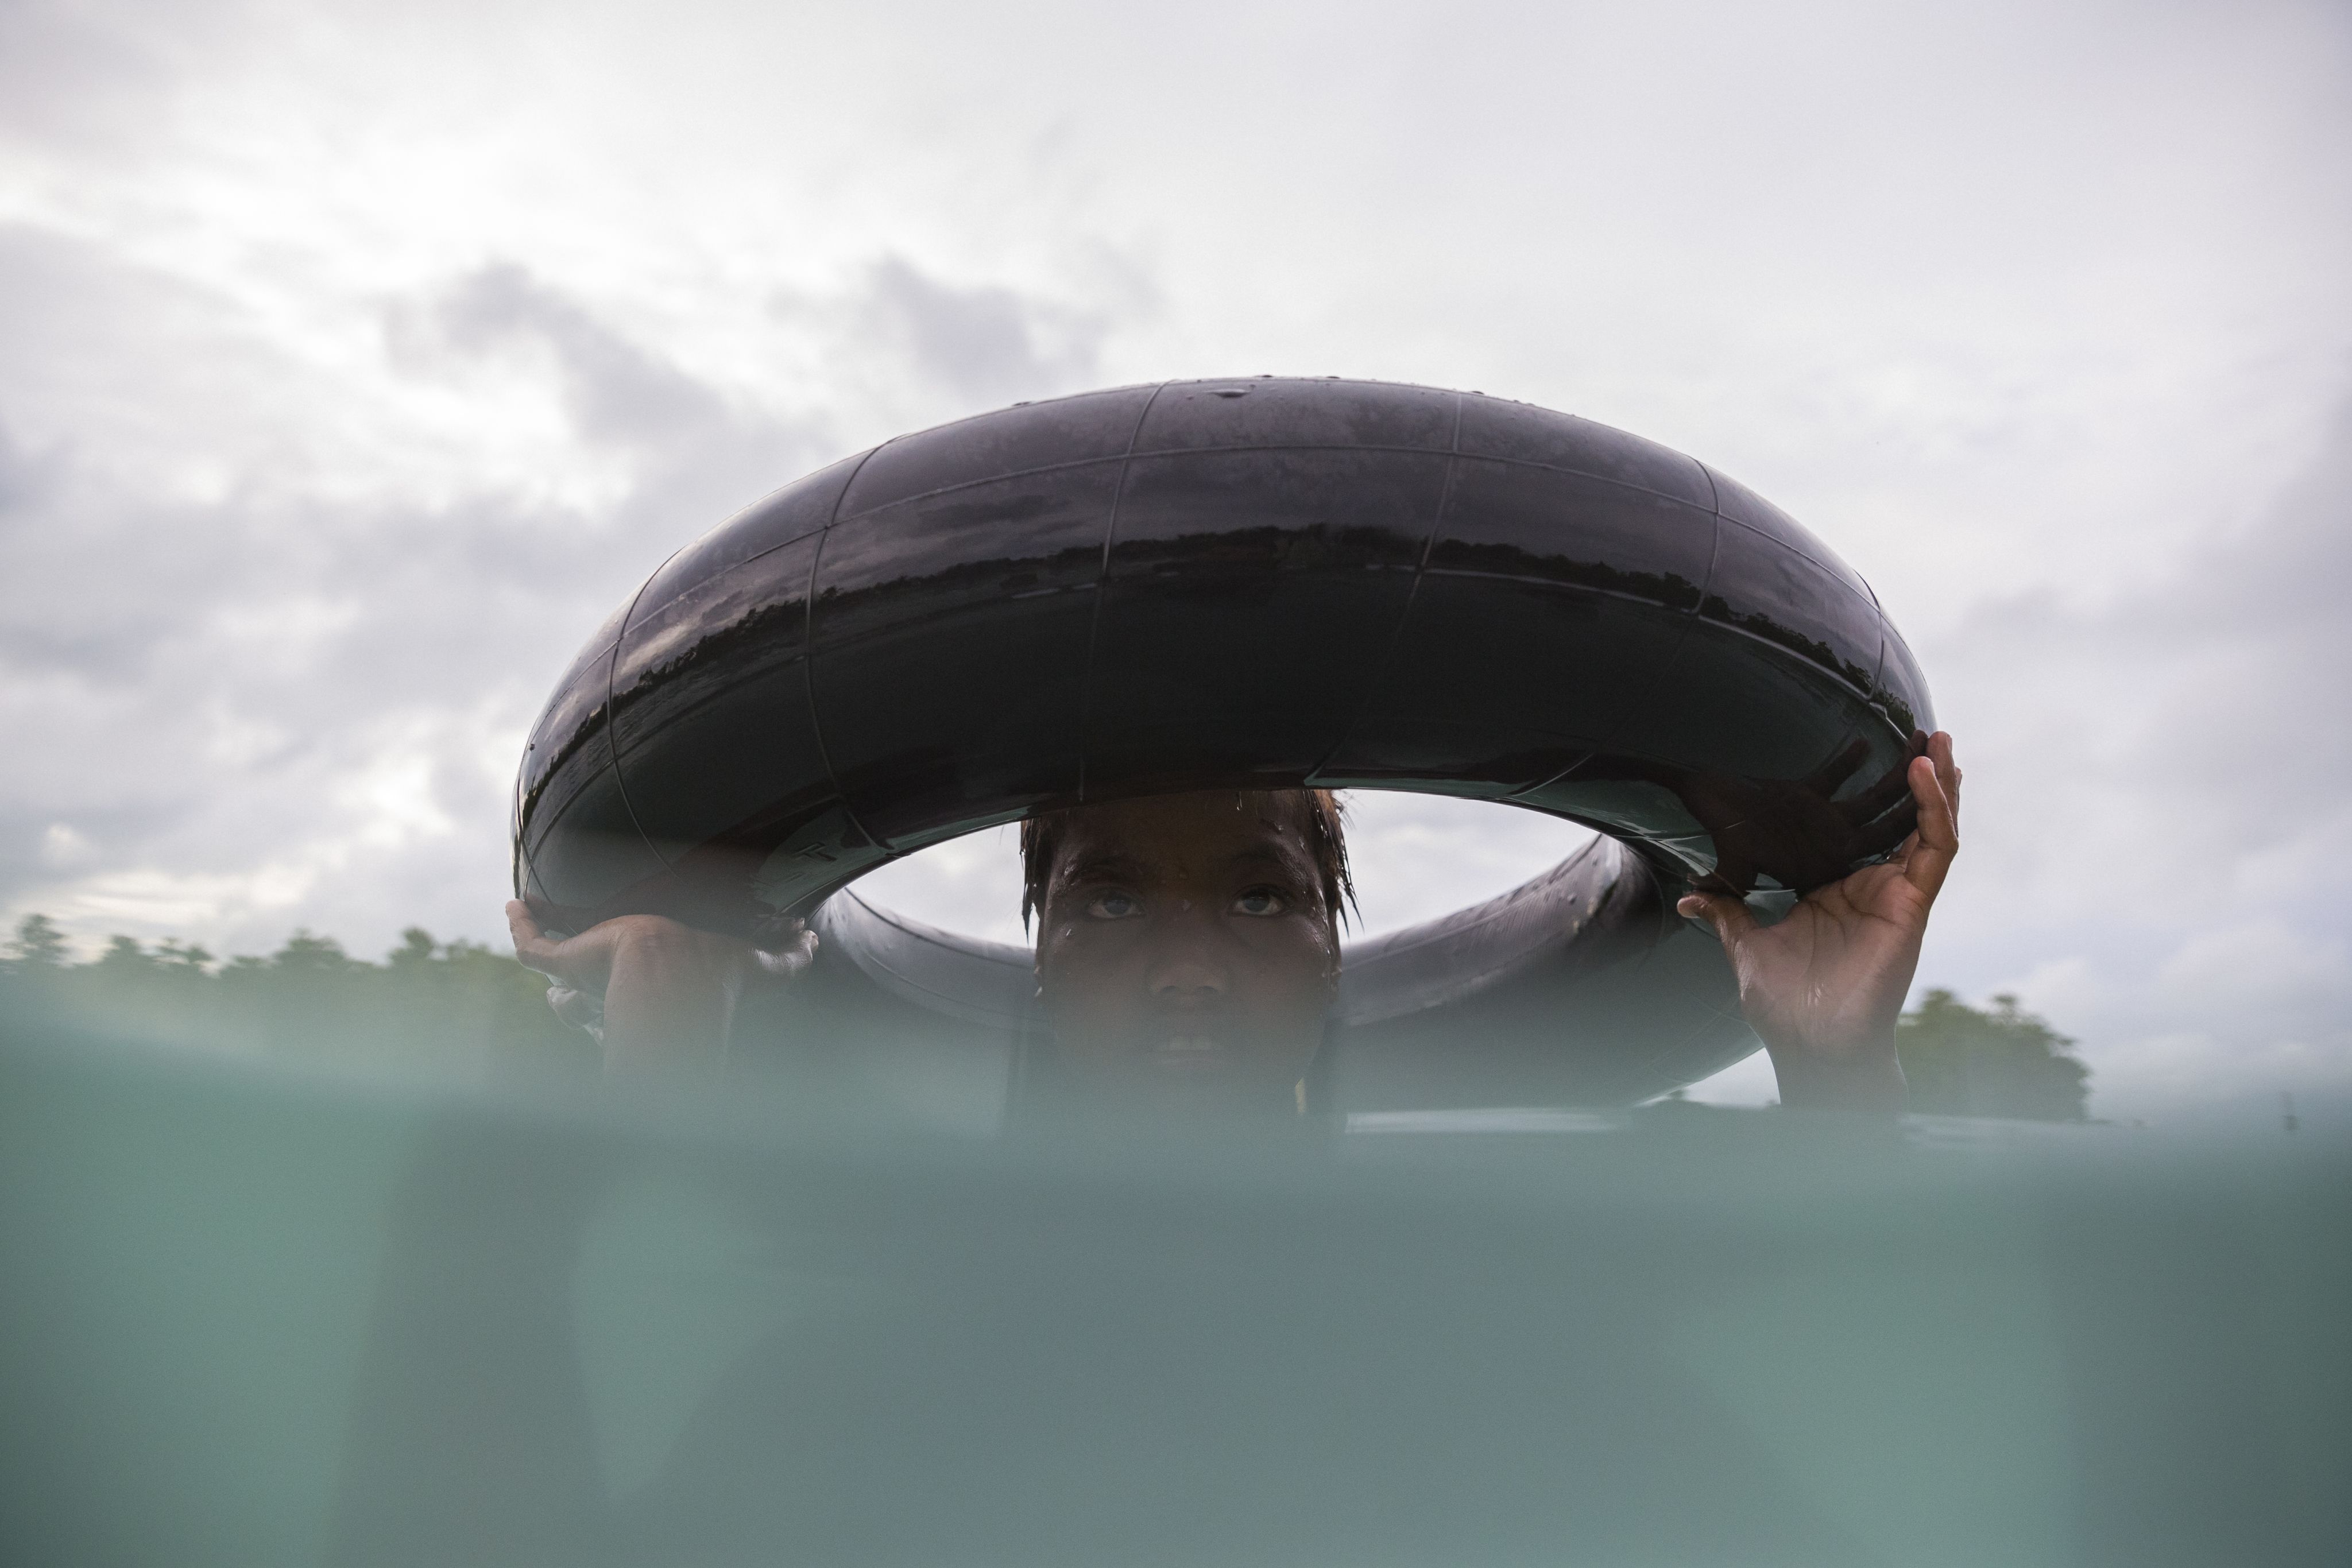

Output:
xmin=1 ymin=914 xmax=2091 ymax=1119
xmin=0 ymin=913 xmax=591 ymax=1064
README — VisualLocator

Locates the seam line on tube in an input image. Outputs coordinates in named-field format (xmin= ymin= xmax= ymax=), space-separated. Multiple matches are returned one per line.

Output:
xmin=605 ymin=555 xmax=678 ymax=862
xmin=1305 ymin=390 xmax=1465 ymax=787
xmin=1075 ymin=381 xmax=1170 ymax=804
xmin=806 ymin=444 xmax=889 ymax=853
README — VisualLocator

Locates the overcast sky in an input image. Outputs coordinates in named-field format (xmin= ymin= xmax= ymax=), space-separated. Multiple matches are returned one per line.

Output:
xmin=3 ymin=0 xmax=2347 ymax=1125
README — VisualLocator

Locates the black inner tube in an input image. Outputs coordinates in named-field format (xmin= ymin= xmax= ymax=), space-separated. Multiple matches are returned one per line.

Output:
xmin=514 ymin=378 xmax=1932 ymax=1104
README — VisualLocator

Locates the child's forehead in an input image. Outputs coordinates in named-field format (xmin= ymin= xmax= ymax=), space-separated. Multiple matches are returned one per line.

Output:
xmin=1050 ymin=793 xmax=1314 ymax=878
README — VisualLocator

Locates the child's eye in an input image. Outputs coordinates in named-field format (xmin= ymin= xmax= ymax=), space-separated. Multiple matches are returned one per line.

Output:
xmin=1085 ymin=891 xmax=1142 ymax=920
xmin=1231 ymin=887 xmax=1287 ymax=917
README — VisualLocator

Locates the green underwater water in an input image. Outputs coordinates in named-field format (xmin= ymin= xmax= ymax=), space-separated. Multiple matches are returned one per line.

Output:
xmin=1 ymin=1020 xmax=2345 ymax=1568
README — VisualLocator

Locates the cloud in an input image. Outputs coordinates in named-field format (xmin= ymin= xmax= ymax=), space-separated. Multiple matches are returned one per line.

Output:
xmin=853 ymin=257 xmax=1108 ymax=411
xmin=396 ymin=263 xmax=734 ymax=451
xmin=0 ymin=212 xmax=1125 ymax=961
xmin=0 ymin=0 xmax=181 ymax=148
xmin=1910 ymin=396 xmax=2352 ymax=1125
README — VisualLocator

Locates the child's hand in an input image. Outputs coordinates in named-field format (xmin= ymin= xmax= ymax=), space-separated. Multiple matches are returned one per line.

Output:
xmin=505 ymin=903 xmax=815 ymax=1074
xmin=1677 ymin=732 xmax=1961 ymax=1111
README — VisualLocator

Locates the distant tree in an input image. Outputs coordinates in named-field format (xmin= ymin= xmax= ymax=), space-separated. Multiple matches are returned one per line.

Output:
xmin=156 ymin=939 xmax=213 ymax=972
xmin=270 ymin=930 xmax=368 ymax=978
xmin=94 ymin=934 xmax=150 ymax=973
xmin=5 ymin=913 xmax=69 ymax=969
xmin=1898 ymin=989 xmax=2090 ymax=1122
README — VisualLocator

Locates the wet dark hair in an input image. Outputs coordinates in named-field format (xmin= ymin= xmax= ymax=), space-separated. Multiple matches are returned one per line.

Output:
xmin=1020 ymin=789 xmax=1356 ymax=935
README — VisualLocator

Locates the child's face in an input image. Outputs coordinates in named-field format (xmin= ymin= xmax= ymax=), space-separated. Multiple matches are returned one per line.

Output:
xmin=1033 ymin=792 xmax=1340 ymax=1107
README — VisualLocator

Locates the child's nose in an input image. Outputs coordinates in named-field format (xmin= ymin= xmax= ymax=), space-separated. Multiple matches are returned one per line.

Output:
xmin=1147 ymin=916 xmax=1230 ymax=1002
xmin=1150 ymin=953 xmax=1227 ymax=998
